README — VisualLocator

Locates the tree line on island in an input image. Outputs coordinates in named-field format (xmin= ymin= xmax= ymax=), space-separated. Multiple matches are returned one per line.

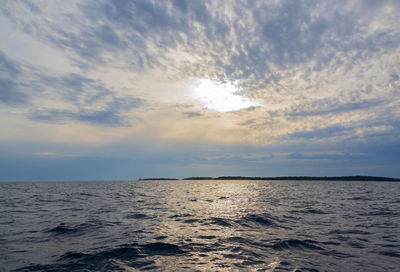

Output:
xmin=138 ymin=176 xmax=400 ymax=181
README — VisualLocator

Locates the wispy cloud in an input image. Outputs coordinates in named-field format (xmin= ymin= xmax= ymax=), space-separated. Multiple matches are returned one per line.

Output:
xmin=288 ymin=152 xmax=366 ymax=161
xmin=0 ymin=51 xmax=27 ymax=105
xmin=28 ymin=73 xmax=144 ymax=127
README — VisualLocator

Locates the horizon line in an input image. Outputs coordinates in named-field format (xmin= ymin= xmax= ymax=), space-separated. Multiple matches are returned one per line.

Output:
xmin=1 ymin=175 xmax=400 ymax=183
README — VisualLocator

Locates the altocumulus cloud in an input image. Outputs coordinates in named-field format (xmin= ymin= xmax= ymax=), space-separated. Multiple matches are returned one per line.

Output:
xmin=1 ymin=0 xmax=400 ymax=179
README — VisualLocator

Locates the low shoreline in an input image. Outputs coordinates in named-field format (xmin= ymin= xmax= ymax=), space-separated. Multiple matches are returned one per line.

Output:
xmin=139 ymin=175 xmax=400 ymax=182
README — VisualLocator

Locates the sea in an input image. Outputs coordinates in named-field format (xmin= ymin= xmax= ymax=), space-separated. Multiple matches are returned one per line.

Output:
xmin=0 ymin=179 xmax=399 ymax=272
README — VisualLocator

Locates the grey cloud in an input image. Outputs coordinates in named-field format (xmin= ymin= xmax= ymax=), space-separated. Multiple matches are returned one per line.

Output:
xmin=287 ymin=97 xmax=388 ymax=119
xmin=198 ymin=154 xmax=275 ymax=165
xmin=0 ymin=51 xmax=27 ymax=105
xmin=0 ymin=78 xmax=27 ymax=106
xmin=49 ymin=0 xmax=189 ymax=69
xmin=37 ymin=73 xmax=112 ymax=106
xmin=239 ymin=119 xmax=256 ymax=127
xmin=288 ymin=152 xmax=366 ymax=161
xmin=0 ymin=51 xmax=19 ymax=75
xmin=30 ymin=108 xmax=123 ymax=127
xmin=0 ymin=51 xmax=144 ymax=126
xmin=286 ymin=119 xmax=399 ymax=141
xmin=29 ymin=95 xmax=142 ymax=127
xmin=244 ymin=106 xmax=258 ymax=112
xmin=288 ymin=124 xmax=353 ymax=140
xmin=255 ymin=1 xmax=328 ymax=66
xmin=96 ymin=24 xmax=122 ymax=47
xmin=182 ymin=111 xmax=202 ymax=118
xmin=27 ymin=72 xmax=143 ymax=127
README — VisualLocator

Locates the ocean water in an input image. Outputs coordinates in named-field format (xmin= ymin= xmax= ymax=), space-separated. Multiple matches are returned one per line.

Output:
xmin=0 ymin=180 xmax=399 ymax=272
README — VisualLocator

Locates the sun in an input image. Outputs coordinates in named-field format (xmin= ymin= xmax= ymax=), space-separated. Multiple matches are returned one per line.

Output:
xmin=191 ymin=79 xmax=257 ymax=112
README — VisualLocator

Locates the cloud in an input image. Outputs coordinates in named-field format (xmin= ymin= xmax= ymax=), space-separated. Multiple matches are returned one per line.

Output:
xmin=29 ymin=106 xmax=136 ymax=127
xmin=0 ymin=51 xmax=27 ymax=105
xmin=239 ymin=119 xmax=256 ymax=127
xmin=287 ymin=124 xmax=354 ymax=140
xmin=182 ymin=111 xmax=202 ymax=118
xmin=0 ymin=54 xmax=144 ymax=127
xmin=27 ymin=73 xmax=143 ymax=127
xmin=288 ymin=152 xmax=366 ymax=161
xmin=37 ymin=73 xmax=142 ymax=108
xmin=287 ymin=97 xmax=388 ymax=118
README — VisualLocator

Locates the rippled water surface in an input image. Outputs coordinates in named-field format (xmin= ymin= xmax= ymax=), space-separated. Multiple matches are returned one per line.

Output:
xmin=1 ymin=180 xmax=399 ymax=271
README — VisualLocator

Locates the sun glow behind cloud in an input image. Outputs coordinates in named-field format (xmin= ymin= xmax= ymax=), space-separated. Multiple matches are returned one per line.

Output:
xmin=192 ymin=79 xmax=257 ymax=112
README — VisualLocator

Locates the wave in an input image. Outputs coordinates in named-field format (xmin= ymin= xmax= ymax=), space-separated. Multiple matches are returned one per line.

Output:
xmin=208 ymin=217 xmax=233 ymax=227
xmin=125 ymin=213 xmax=150 ymax=219
xmin=377 ymin=251 xmax=400 ymax=258
xmin=271 ymin=239 xmax=324 ymax=251
xmin=197 ymin=235 xmax=217 ymax=240
xmin=239 ymin=213 xmax=278 ymax=227
xmin=291 ymin=208 xmax=328 ymax=214
xmin=18 ymin=242 xmax=184 ymax=271
xmin=328 ymin=229 xmax=371 ymax=235
xmin=196 ymin=213 xmax=282 ymax=229
xmin=45 ymin=220 xmax=110 ymax=236
xmin=46 ymin=223 xmax=80 ymax=235
xmin=170 ymin=213 xmax=283 ymax=229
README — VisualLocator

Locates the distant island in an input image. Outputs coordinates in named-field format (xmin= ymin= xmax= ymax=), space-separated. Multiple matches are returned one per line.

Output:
xmin=138 ymin=178 xmax=179 ymax=181
xmin=139 ymin=176 xmax=400 ymax=181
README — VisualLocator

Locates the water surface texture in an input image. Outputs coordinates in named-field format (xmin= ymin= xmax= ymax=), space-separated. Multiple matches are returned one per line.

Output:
xmin=1 ymin=180 xmax=399 ymax=271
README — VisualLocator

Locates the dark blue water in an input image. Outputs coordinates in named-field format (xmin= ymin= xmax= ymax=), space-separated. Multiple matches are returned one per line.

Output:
xmin=0 ymin=180 xmax=399 ymax=271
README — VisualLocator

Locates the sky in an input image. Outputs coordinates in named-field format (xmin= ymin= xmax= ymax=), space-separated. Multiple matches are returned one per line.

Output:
xmin=1 ymin=0 xmax=399 ymax=181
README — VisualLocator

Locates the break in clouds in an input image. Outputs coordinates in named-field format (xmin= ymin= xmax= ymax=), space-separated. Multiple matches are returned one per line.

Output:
xmin=1 ymin=0 xmax=399 ymax=179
